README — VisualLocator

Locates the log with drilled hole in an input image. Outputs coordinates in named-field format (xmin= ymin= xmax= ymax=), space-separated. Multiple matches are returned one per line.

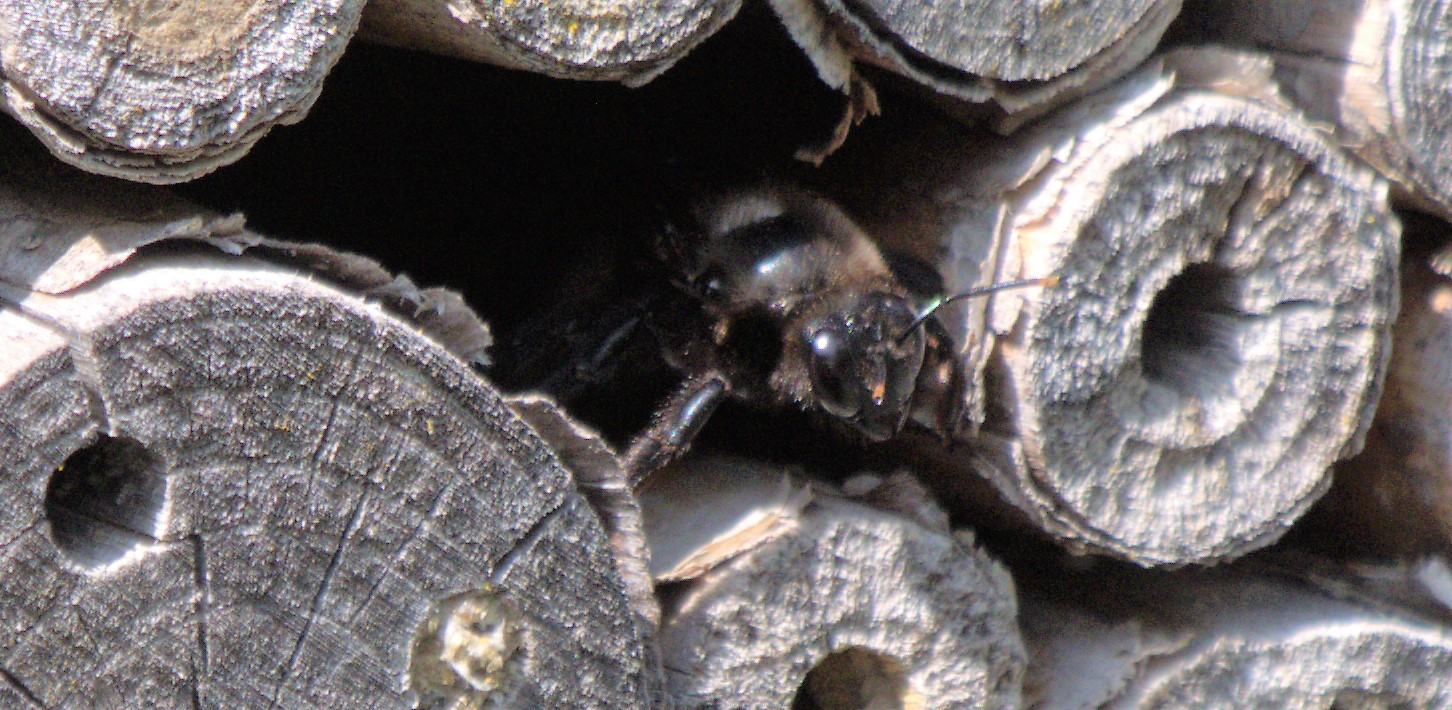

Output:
xmin=1020 ymin=563 xmax=1452 ymax=708
xmin=0 ymin=0 xmax=362 ymax=184
xmin=1314 ymin=213 xmax=1452 ymax=559
xmin=766 ymin=0 xmax=1183 ymax=127
xmin=0 ymin=147 xmax=655 ymax=708
xmin=1176 ymin=0 xmax=1452 ymax=219
xmin=830 ymin=49 xmax=1400 ymax=566
xmin=643 ymin=455 xmax=1025 ymax=709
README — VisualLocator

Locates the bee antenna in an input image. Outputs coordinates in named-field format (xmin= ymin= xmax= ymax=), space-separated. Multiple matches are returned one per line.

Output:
xmin=897 ymin=275 xmax=1059 ymax=344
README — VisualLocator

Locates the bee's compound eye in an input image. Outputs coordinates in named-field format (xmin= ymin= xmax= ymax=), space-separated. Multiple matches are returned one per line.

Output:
xmin=808 ymin=328 xmax=862 ymax=418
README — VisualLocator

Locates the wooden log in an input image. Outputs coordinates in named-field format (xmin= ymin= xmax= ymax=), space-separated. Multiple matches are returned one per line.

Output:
xmin=1313 ymin=214 xmax=1452 ymax=559
xmin=0 ymin=153 xmax=655 ymax=707
xmin=0 ymin=0 xmax=362 ymax=184
xmin=766 ymin=0 xmax=1181 ymax=128
xmin=1176 ymin=0 xmax=1452 ymax=219
xmin=505 ymin=393 xmax=659 ymax=627
xmin=358 ymin=0 xmax=741 ymax=85
xmin=649 ymin=455 xmax=1024 ymax=709
xmin=831 ymin=50 xmax=1400 ymax=566
xmin=1020 ymin=563 xmax=1452 ymax=708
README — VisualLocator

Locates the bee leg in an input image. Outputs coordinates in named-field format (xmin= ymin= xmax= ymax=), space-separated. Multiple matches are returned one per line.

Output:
xmin=622 ymin=372 xmax=729 ymax=488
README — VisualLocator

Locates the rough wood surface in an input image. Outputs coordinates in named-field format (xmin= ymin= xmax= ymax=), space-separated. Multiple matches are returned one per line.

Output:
xmin=0 ymin=154 xmax=654 ymax=707
xmin=834 ymin=53 xmax=1399 ymax=566
xmin=1317 ymin=215 xmax=1452 ymax=558
xmin=652 ymin=456 xmax=1023 ymax=709
xmin=506 ymin=394 xmax=659 ymax=627
xmin=1177 ymin=0 xmax=1452 ymax=219
xmin=1020 ymin=565 xmax=1452 ymax=708
xmin=359 ymin=0 xmax=741 ymax=85
xmin=0 ymin=0 xmax=361 ymax=184
xmin=766 ymin=0 xmax=1181 ymax=123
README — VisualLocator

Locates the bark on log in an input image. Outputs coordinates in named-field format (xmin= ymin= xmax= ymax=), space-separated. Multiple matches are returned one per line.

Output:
xmin=1176 ymin=0 xmax=1452 ymax=219
xmin=835 ymin=52 xmax=1400 ymax=566
xmin=358 ymin=0 xmax=741 ymax=85
xmin=0 ymin=0 xmax=361 ymax=184
xmin=0 ymin=153 xmax=655 ymax=707
xmin=650 ymin=455 xmax=1024 ymax=709
xmin=766 ymin=0 xmax=1181 ymax=126
xmin=1020 ymin=565 xmax=1452 ymax=708
xmin=1317 ymin=215 xmax=1452 ymax=558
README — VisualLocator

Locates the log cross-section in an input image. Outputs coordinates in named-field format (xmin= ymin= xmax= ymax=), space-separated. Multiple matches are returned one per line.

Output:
xmin=651 ymin=456 xmax=1024 ymax=709
xmin=0 ymin=0 xmax=362 ymax=183
xmin=0 ymin=151 xmax=655 ymax=707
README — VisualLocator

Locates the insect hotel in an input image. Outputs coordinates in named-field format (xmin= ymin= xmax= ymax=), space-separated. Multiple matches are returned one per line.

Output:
xmin=2 ymin=0 xmax=1451 ymax=707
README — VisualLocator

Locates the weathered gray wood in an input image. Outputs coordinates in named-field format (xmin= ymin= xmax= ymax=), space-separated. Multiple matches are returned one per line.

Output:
xmin=838 ymin=54 xmax=1399 ymax=566
xmin=0 ymin=156 xmax=654 ymax=707
xmin=767 ymin=0 xmax=1180 ymax=124
xmin=359 ymin=0 xmax=741 ymax=85
xmin=1021 ymin=565 xmax=1452 ymax=708
xmin=506 ymin=393 xmax=659 ymax=627
xmin=1318 ymin=216 xmax=1452 ymax=558
xmin=652 ymin=456 xmax=1023 ymax=709
xmin=1178 ymin=0 xmax=1452 ymax=219
xmin=0 ymin=0 xmax=361 ymax=183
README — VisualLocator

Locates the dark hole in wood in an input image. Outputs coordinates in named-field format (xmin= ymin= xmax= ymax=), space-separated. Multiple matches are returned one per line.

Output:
xmin=791 ymin=646 xmax=918 ymax=710
xmin=44 ymin=435 xmax=168 ymax=570
xmin=1140 ymin=262 xmax=1246 ymax=397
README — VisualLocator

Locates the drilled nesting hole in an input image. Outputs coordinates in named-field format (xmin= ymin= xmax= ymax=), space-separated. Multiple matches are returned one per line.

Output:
xmin=44 ymin=434 xmax=169 ymax=570
xmin=792 ymin=647 xmax=922 ymax=710
xmin=1141 ymin=263 xmax=1250 ymax=398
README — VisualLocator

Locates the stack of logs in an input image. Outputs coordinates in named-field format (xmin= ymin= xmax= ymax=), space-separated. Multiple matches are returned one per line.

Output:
xmin=3 ymin=0 xmax=1452 ymax=707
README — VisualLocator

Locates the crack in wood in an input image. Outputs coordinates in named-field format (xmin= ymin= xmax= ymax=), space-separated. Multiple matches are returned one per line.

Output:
xmin=0 ymin=665 xmax=47 ymax=709
xmin=192 ymin=534 xmax=211 ymax=696
xmin=491 ymin=496 xmax=572 ymax=586
xmin=267 ymin=489 xmax=371 ymax=709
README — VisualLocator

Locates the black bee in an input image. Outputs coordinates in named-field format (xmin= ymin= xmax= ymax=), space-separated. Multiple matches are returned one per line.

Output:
xmin=612 ymin=186 xmax=1050 ymax=484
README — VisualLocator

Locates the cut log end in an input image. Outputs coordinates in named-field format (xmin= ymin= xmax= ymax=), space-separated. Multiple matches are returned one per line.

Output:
xmin=0 ymin=0 xmax=362 ymax=183
xmin=359 ymin=0 xmax=741 ymax=84
xmin=652 ymin=458 xmax=1024 ymax=709
xmin=1022 ymin=567 xmax=1452 ymax=708
xmin=944 ymin=59 xmax=1400 ymax=565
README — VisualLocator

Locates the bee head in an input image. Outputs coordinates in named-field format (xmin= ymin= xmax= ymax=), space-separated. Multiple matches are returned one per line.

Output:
xmin=800 ymin=291 xmax=926 ymax=441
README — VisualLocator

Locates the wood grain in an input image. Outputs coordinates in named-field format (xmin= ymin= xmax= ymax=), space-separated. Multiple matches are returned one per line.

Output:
xmin=1021 ymin=565 xmax=1452 ymax=708
xmin=359 ymin=0 xmax=741 ymax=85
xmin=1177 ymin=0 xmax=1452 ymax=219
xmin=766 ymin=0 xmax=1181 ymax=123
xmin=652 ymin=457 xmax=1023 ymax=709
xmin=0 ymin=153 xmax=654 ymax=708
xmin=0 ymin=0 xmax=361 ymax=183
